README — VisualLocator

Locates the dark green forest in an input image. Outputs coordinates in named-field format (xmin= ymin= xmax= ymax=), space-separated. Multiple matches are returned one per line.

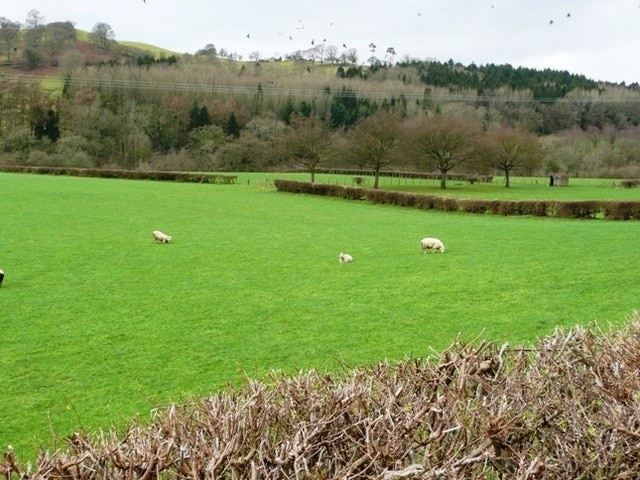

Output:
xmin=1 ymin=10 xmax=640 ymax=180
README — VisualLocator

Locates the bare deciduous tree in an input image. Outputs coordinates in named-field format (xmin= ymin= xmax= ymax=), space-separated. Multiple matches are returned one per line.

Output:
xmin=345 ymin=110 xmax=402 ymax=188
xmin=325 ymin=44 xmax=338 ymax=64
xmin=249 ymin=51 xmax=260 ymax=63
xmin=404 ymin=113 xmax=481 ymax=189
xmin=24 ymin=9 xmax=44 ymax=31
xmin=385 ymin=46 xmax=396 ymax=66
xmin=0 ymin=17 xmax=20 ymax=62
xmin=344 ymin=48 xmax=358 ymax=65
xmin=478 ymin=127 xmax=543 ymax=187
xmin=43 ymin=22 xmax=76 ymax=66
xmin=90 ymin=22 xmax=115 ymax=51
xmin=282 ymin=115 xmax=332 ymax=182
xmin=21 ymin=9 xmax=46 ymax=68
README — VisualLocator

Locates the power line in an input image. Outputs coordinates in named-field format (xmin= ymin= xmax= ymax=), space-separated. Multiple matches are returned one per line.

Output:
xmin=1 ymin=72 xmax=639 ymax=104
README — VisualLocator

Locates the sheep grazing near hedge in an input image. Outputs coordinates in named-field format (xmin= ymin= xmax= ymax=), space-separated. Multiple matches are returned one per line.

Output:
xmin=420 ymin=237 xmax=445 ymax=253
xmin=0 ymin=269 xmax=3 ymax=287
xmin=152 ymin=230 xmax=172 ymax=243
xmin=339 ymin=252 xmax=353 ymax=263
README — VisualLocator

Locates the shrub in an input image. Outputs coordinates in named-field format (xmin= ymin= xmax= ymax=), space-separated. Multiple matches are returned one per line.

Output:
xmin=531 ymin=201 xmax=550 ymax=217
xmin=601 ymin=201 xmax=640 ymax=220
xmin=510 ymin=200 xmax=551 ymax=217
xmin=413 ymin=194 xmax=438 ymax=210
xmin=458 ymin=199 xmax=489 ymax=214
xmin=397 ymin=192 xmax=418 ymax=207
xmin=554 ymin=201 xmax=600 ymax=219
xmin=366 ymin=189 xmax=401 ymax=206
xmin=6 ymin=319 xmax=640 ymax=479
xmin=433 ymin=196 xmax=459 ymax=212
xmin=342 ymin=186 xmax=365 ymax=200
xmin=275 ymin=179 xmax=301 ymax=193
xmin=619 ymin=179 xmax=640 ymax=189
xmin=364 ymin=188 xmax=386 ymax=204
xmin=488 ymin=200 xmax=516 ymax=216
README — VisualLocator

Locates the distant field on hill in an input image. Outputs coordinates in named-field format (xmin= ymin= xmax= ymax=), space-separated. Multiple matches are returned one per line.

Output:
xmin=74 ymin=29 xmax=179 ymax=57
xmin=118 ymin=40 xmax=180 ymax=57
xmin=2 ymin=172 xmax=639 ymax=460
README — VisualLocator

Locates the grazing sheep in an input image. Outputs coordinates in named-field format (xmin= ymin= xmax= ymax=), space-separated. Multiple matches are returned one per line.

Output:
xmin=0 ymin=269 xmax=3 ymax=287
xmin=339 ymin=252 xmax=353 ymax=263
xmin=420 ymin=237 xmax=445 ymax=253
xmin=152 ymin=230 xmax=172 ymax=243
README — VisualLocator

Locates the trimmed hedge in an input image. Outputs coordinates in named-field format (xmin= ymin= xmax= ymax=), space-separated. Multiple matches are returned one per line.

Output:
xmin=602 ymin=201 xmax=640 ymax=220
xmin=0 ymin=165 xmax=228 ymax=184
xmin=7 ymin=319 xmax=640 ymax=479
xmin=554 ymin=200 xmax=600 ymax=219
xmin=458 ymin=198 xmax=489 ymax=214
xmin=274 ymin=179 xmax=640 ymax=221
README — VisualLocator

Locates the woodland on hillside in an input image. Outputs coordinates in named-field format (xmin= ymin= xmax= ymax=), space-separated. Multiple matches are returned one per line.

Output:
xmin=2 ymin=10 xmax=640 ymax=181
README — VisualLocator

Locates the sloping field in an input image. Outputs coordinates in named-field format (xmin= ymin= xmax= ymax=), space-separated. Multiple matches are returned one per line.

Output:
xmin=1 ymin=172 xmax=639 ymax=459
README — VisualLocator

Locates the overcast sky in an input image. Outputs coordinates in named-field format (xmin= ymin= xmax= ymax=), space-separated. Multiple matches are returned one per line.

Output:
xmin=2 ymin=1 xmax=638 ymax=84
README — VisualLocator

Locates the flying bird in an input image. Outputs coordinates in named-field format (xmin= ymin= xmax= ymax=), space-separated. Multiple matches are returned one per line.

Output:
xmin=343 ymin=42 xmax=347 ymax=48
xmin=549 ymin=19 xmax=554 ymax=25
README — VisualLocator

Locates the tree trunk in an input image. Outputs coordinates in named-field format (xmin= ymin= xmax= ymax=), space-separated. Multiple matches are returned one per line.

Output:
xmin=374 ymin=171 xmax=380 ymax=189
xmin=439 ymin=171 xmax=448 ymax=189
xmin=505 ymin=170 xmax=511 ymax=188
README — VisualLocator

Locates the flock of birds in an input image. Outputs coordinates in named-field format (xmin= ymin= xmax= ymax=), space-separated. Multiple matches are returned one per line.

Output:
xmin=237 ymin=6 xmax=579 ymax=58
xmin=138 ymin=1 xmax=580 ymax=56
xmin=137 ymin=2 xmax=640 ymax=59
xmin=246 ymin=18 xmax=350 ymax=50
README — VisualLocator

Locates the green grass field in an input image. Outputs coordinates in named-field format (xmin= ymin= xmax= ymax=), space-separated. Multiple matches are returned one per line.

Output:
xmin=1 ymin=172 xmax=639 ymax=460
xmin=306 ymin=173 xmax=640 ymax=201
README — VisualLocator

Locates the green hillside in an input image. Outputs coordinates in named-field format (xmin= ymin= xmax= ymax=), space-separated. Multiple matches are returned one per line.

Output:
xmin=1 ymin=16 xmax=640 ymax=178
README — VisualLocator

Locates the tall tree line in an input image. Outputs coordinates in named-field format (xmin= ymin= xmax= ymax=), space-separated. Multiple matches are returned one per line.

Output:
xmin=1 ymin=11 xmax=639 ymax=177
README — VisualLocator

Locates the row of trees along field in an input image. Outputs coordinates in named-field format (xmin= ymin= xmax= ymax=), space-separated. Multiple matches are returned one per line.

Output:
xmin=1 ymin=10 xmax=640 ymax=181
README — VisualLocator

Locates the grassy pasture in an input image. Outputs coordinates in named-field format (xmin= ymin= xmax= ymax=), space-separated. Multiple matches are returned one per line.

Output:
xmin=1 ymin=172 xmax=639 ymax=460
xmin=278 ymin=173 xmax=640 ymax=201
xmin=377 ymin=176 xmax=640 ymax=201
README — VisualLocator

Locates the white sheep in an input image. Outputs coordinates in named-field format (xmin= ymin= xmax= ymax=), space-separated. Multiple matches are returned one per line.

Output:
xmin=0 ymin=268 xmax=4 ymax=287
xmin=339 ymin=252 xmax=353 ymax=263
xmin=152 ymin=230 xmax=172 ymax=243
xmin=420 ymin=237 xmax=445 ymax=253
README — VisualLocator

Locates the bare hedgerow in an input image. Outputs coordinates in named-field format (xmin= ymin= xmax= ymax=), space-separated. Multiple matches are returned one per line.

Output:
xmin=458 ymin=198 xmax=489 ymax=214
xmin=554 ymin=200 xmax=601 ymax=219
xmin=602 ymin=201 xmax=640 ymax=220
xmin=4 ymin=313 xmax=640 ymax=479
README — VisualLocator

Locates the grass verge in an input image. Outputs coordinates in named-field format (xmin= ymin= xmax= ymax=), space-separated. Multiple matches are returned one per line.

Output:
xmin=1 ymin=172 xmax=638 ymax=459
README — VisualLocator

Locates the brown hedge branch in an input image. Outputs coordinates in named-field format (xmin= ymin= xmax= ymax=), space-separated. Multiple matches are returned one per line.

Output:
xmin=4 ymin=313 xmax=640 ymax=479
